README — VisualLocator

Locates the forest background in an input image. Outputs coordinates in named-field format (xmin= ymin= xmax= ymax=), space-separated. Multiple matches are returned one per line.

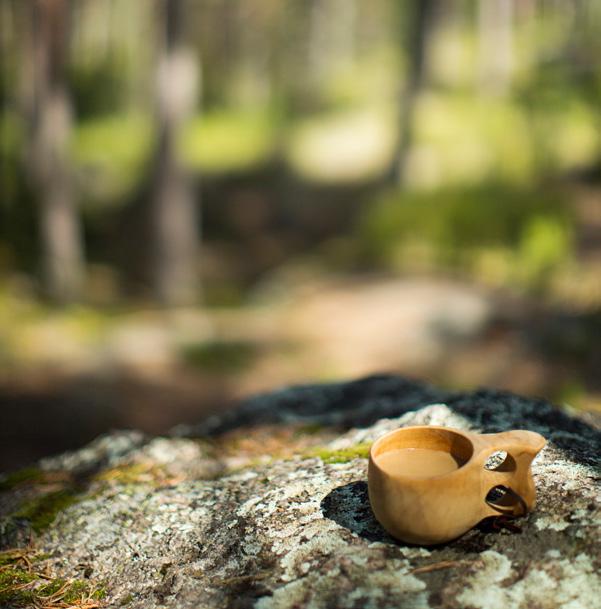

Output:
xmin=1 ymin=0 xmax=600 ymax=471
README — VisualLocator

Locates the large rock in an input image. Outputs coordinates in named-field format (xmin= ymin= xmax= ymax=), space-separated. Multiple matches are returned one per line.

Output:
xmin=0 ymin=375 xmax=600 ymax=608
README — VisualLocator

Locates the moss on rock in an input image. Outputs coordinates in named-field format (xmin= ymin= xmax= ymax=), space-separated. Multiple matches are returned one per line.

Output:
xmin=1 ymin=376 xmax=600 ymax=608
xmin=0 ymin=467 xmax=45 ymax=492
xmin=309 ymin=442 xmax=372 ymax=463
xmin=92 ymin=462 xmax=167 ymax=486
xmin=12 ymin=489 xmax=81 ymax=534
xmin=0 ymin=548 xmax=105 ymax=608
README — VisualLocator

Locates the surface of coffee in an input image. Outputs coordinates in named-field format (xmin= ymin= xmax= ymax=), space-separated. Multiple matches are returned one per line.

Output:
xmin=375 ymin=447 xmax=461 ymax=478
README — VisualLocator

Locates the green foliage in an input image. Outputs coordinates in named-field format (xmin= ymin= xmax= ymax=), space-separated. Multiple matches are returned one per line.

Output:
xmin=0 ymin=115 xmax=39 ymax=274
xmin=516 ymin=216 xmax=573 ymax=290
xmin=70 ymin=57 xmax=129 ymax=119
xmin=514 ymin=73 xmax=601 ymax=172
xmin=0 ymin=113 xmax=21 ymax=167
xmin=180 ymin=110 xmax=275 ymax=173
xmin=71 ymin=114 xmax=153 ymax=203
xmin=359 ymin=182 xmax=574 ymax=291
xmin=179 ymin=340 xmax=259 ymax=373
xmin=413 ymin=93 xmax=536 ymax=184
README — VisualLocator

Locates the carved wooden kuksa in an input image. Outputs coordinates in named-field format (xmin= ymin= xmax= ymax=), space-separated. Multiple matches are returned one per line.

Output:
xmin=368 ymin=425 xmax=546 ymax=545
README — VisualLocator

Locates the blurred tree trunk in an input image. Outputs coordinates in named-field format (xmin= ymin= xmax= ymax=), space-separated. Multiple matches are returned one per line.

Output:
xmin=388 ymin=0 xmax=435 ymax=187
xmin=28 ymin=0 xmax=84 ymax=304
xmin=150 ymin=0 xmax=200 ymax=306
xmin=308 ymin=0 xmax=357 ymax=91
xmin=478 ymin=0 xmax=514 ymax=96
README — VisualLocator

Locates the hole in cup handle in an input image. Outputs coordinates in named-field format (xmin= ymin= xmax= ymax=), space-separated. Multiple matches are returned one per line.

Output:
xmin=480 ymin=448 xmax=536 ymax=517
xmin=485 ymin=485 xmax=528 ymax=517
xmin=477 ymin=431 xmax=545 ymax=518
xmin=484 ymin=450 xmax=513 ymax=471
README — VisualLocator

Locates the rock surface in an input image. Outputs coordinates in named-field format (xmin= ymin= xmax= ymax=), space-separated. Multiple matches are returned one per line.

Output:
xmin=1 ymin=375 xmax=600 ymax=609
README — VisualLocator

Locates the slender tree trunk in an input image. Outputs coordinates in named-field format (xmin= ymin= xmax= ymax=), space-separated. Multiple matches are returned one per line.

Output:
xmin=388 ymin=0 xmax=435 ymax=187
xmin=308 ymin=0 xmax=357 ymax=90
xmin=478 ymin=0 xmax=514 ymax=96
xmin=28 ymin=0 xmax=84 ymax=304
xmin=150 ymin=0 xmax=200 ymax=306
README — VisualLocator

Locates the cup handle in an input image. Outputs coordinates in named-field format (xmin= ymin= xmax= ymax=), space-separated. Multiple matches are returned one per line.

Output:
xmin=472 ymin=430 xmax=546 ymax=518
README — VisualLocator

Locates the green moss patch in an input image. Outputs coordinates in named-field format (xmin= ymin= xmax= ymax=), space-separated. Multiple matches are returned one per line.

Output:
xmin=0 ymin=548 xmax=105 ymax=608
xmin=0 ymin=467 xmax=45 ymax=492
xmin=12 ymin=490 xmax=81 ymax=534
xmin=0 ymin=467 xmax=72 ymax=493
xmin=309 ymin=442 xmax=372 ymax=464
xmin=92 ymin=462 xmax=170 ymax=487
xmin=1 ymin=468 xmax=88 ymax=538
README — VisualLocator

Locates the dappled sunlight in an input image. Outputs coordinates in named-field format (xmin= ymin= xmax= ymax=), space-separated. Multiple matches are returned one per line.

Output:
xmin=287 ymin=108 xmax=396 ymax=183
xmin=71 ymin=114 xmax=153 ymax=204
xmin=180 ymin=110 xmax=276 ymax=173
xmin=411 ymin=94 xmax=534 ymax=187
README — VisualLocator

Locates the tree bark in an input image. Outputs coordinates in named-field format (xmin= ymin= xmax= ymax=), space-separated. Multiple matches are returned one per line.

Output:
xmin=478 ymin=0 xmax=514 ymax=96
xmin=28 ymin=0 xmax=84 ymax=304
xmin=150 ymin=0 xmax=200 ymax=306
xmin=388 ymin=0 xmax=435 ymax=187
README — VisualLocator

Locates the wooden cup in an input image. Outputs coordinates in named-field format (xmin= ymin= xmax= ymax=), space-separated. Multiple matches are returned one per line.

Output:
xmin=368 ymin=425 xmax=546 ymax=545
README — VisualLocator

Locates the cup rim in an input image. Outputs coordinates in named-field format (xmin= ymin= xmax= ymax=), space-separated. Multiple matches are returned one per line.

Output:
xmin=369 ymin=425 xmax=475 ymax=481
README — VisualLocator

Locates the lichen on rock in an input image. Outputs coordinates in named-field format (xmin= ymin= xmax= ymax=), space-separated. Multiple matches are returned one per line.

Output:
xmin=0 ymin=375 xmax=599 ymax=608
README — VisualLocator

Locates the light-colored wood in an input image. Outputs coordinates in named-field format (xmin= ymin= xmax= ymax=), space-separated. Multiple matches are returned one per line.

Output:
xmin=368 ymin=426 xmax=546 ymax=545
